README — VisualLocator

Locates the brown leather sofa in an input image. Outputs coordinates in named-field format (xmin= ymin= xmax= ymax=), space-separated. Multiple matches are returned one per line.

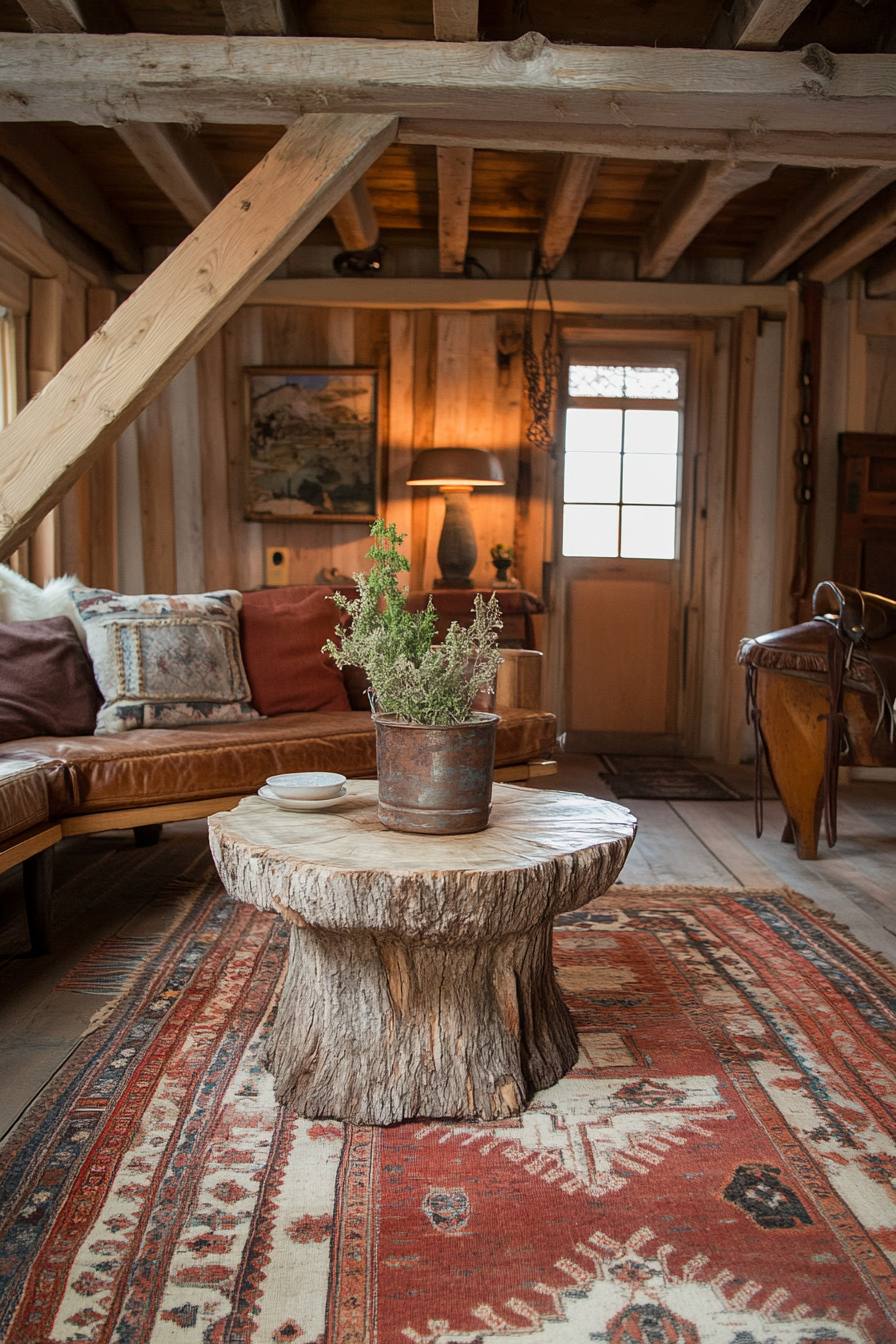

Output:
xmin=0 ymin=662 xmax=555 ymax=953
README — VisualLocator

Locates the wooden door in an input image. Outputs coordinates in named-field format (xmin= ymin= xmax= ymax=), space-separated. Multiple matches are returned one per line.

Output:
xmin=836 ymin=432 xmax=896 ymax=600
xmin=559 ymin=345 xmax=688 ymax=754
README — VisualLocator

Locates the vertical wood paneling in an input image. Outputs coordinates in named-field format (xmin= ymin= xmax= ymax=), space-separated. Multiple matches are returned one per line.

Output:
xmin=196 ymin=330 xmax=235 ymax=590
xmin=28 ymin=277 xmax=64 ymax=584
xmin=224 ymin=307 xmax=264 ymax=590
xmin=116 ymin=422 xmax=145 ymax=593
xmin=86 ymin=288 xmax=118 ymax=590
xmin=387 ymin=310 xmax=415 ymax=549
xmin=169 ymin=358 xmax=205 ymax=593
xmin=411 ymin=311 xmax=437 ymax=588
xmin=136 ymin=391 xmax=177 ymax=593
xmin=58 ymin=276 xmax=90 ymax=580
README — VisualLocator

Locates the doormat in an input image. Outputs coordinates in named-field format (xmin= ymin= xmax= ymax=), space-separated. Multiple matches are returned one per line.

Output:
xmin=599 ymin=754 xmax=755 ymax=800
xmin=1 ymin=872 xmax=894 ymax=1341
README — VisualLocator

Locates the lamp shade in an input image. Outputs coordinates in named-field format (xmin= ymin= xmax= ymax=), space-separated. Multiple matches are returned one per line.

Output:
xmin=406 ymin=448 xmax=504 ymax=487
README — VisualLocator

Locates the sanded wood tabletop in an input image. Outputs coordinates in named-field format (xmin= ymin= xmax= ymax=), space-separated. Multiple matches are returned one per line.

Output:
xmin=209 ymin=782 xmax=636 ymax=1124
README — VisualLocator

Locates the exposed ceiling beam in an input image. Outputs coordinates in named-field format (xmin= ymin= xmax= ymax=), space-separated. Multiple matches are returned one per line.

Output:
xmin=705 ymin=0 xmax=813 ymax=50
xmin=0 ymin=112 xmax=398 ymax=561
xmin=745 ymin=166 xmax=896 ymax=283
xmin=223 ymin=0 xmax=378 ymax=248
xmin=801 ymin=183 xmax=896 ymax=284
xmin=17 ymin=6 xmax=230 ymax=233
xmin=329 ymin=178 xmax=379 ymax=251
xmin=638 ymin=158 xmax=775 ymax=280
xmin=114 ymin=123 xmax=228 ymax=229
xmin=221 ymin=0 xmax=300 ymax=35
xmin=16 ymin=0 xmax=130 ymax=33
xmin=398 ymin=120 xmax=896 ymax=171
xmin=0 ymin=37 xmax=891 ymax=137
xmin=0 ymin=123 xmax=140 ymax=271
xmin=865 ymin=242 xmax=896 ymax=298
xmin=437 ymin=146 xmax=473 ymax=275
xmin=538 ymin=155 xmax=600 ymax=274
xmin=432 ymin=0 xmax=478 ymax=41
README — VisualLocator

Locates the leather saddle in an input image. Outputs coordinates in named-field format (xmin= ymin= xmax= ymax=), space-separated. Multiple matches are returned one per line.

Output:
xmin=738 ymin=581 xmax=896 ymax=846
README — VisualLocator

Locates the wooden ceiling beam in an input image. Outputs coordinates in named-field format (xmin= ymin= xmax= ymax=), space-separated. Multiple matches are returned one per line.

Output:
xmin=538 ymin=155 xmax=600 ymax=274
xmin=437 ymin=146 xmax=473 ymax=275
xmin=801 ymin=183 xmax=896 ymax=284
xmin=329 ymin=178 xmax=379 ymax=251
xmin=638 ymin=158 xmax=775 ymax=280
xmin=432 ymin=0 xmax=478 ymax=42
xmin=705 ymin=0 xmax=813 ymax=51
xmin=745 ymin=166 xmax=896 ymax=282
xmin=0 ymin=37 xmax=892 ymax=137
xmin=398 ymin=121 xmax=896 ymax=171
xmin=221 ymin=0 xmax=300 ymax=35
xmin=16 ymin=0 xmax=130 ymax=33
xmin=0 ymin=123 xmax=140 ymax=271
xmin=113 ymin=123 xmax=228 ymax=229
xmin=0 ymin=112 xmax=397 ymax=561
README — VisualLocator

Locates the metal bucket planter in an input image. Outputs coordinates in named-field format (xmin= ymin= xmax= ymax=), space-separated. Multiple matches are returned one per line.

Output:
xmin=373 ymin=712 xmax=499 ymax=835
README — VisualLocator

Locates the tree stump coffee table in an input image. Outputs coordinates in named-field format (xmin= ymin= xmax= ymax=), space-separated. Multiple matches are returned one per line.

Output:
xmin=208 ymin=781 xmax=636 ymax=1125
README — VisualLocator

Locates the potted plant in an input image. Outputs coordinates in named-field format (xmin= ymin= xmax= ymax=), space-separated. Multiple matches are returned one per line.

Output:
xmin=324 ymin=520 xmax=503 ymax=834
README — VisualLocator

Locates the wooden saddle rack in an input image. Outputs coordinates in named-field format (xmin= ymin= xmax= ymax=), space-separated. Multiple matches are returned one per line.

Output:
xmin=738 ymin=582 xmax=896 ymax=860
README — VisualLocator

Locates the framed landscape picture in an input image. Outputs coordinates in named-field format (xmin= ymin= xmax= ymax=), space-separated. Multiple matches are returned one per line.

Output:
xmin=244 ymin=367 xmax=379 ymax=522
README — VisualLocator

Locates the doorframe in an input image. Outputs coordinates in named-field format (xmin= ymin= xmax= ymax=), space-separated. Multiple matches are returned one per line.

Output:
xmin=545 ymin=324 xmax=717 ymax=754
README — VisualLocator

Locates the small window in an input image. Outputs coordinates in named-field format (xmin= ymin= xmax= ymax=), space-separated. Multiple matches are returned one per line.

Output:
xmin=562 ymin=360 xmax=683 ymax=559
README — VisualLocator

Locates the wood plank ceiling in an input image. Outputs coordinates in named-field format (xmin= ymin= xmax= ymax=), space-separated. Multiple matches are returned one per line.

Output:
xmin=0 ymin=0 xmax=894 ymax=287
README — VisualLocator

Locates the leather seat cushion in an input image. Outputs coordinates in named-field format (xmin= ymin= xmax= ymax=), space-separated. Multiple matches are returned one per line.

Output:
xmin=0 ymin=759 xmax=49 ymax=842
xmin=0 ymin=709 xmax=556 ymax=816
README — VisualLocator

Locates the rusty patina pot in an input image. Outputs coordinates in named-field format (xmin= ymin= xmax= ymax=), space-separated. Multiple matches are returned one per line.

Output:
xmin=373 ymin=712 xmax=499 ymax=835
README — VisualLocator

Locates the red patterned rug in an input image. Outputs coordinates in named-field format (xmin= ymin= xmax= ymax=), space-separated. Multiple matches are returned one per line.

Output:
xmin=2 ymin=864 xmax=896 ymax=1343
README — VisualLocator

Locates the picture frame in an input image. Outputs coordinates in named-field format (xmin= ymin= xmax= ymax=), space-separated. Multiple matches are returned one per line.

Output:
xmin=243 ymin=366 xmax=379 ymax=523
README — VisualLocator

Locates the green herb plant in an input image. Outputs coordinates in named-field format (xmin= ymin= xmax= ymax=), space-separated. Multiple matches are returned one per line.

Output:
xmin=323 ymin=519 xmax=503 ymax=726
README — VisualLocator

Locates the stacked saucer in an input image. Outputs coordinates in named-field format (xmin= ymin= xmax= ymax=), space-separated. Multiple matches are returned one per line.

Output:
xmin=259 ymin=772 xmax=348 ymax=812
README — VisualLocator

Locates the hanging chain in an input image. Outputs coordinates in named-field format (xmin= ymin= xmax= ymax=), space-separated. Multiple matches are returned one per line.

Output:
xmin=790 ymin=334 xmax=814 ymax=602
xmin=522 ymin=258 xmax=560 ymax=455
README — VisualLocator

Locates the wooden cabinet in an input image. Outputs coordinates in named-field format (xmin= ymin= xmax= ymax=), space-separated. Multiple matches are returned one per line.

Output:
xmin=835 ymin=433 xmax=896 ymax=600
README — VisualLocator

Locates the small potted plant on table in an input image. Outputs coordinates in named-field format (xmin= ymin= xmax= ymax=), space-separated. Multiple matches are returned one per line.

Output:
xmin=324 ymin=520 xmax=503 ymax=835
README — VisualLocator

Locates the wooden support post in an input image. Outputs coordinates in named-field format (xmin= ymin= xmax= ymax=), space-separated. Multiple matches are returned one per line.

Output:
xmin=437 ymin=146 xmax=473 ymax=275
xmin=538 ymin=155 xmax=600 ymax=274
xmin=0 ymin=112 xmax=398 ymax=561
xmin=639 ymin=159 xmax=776 ymax=280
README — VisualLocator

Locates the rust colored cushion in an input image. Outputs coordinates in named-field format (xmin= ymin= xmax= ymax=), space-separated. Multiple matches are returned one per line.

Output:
xmin=0 ymin=617 xmax=101 ymax=744
xmin=239 ymin=587 xmax=351 ymax=715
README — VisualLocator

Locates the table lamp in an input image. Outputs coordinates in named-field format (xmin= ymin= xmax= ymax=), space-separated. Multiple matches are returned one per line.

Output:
xmin=407 ymin=448 xmax=505 ymax=588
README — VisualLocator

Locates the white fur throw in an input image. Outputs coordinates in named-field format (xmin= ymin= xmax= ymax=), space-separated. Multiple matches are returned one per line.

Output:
xmin=0 ymin=564 xmax=86 ymax=640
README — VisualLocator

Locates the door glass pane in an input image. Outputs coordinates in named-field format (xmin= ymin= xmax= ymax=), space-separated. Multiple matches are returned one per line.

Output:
xmin=565 ymin=407 xmax=623 ymax=452
xmin=622 ymin=453 xmax=678 ymax=505
xmin=568 ymin=365 xmax=679 ymax=399
xmin=622 ymin=409 xmax=680 ymax=454
xmin=621 ymin=506 xmax=676 ymax=559
xmin=565 ymin=452 xmax=622 ymax=504
xmin=563 ymin=504 xmax=619 ymax=557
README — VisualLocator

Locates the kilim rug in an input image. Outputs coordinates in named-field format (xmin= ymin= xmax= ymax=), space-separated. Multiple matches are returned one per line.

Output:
xmin=2 ymin=864 xmax=896 ymax=1343
xmin=598 ymin=756 xmax=754 ymax=801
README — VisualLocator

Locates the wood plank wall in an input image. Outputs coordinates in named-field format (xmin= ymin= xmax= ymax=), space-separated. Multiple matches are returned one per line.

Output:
xmin=109 ymin=304 xmax=538 ymax=604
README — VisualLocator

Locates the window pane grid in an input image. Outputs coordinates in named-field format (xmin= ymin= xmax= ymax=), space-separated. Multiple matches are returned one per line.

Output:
xmin=562 ymin=373 xmax=682 ymax=559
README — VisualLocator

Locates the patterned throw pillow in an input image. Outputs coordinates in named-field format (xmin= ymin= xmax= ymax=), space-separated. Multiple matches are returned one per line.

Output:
xmin=72 ymin=588 xmax=260 ymax=735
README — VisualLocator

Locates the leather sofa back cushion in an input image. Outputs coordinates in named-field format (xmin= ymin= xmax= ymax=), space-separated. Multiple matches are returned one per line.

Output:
xmin=239 ymin=586 xmax=351 ymax=715
xmin=0 ymin=616 xmax=100 ymax=743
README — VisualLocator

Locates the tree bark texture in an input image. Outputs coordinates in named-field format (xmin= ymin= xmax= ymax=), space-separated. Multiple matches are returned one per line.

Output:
xmin=208 ymin=782 xmax=636 ymax=1125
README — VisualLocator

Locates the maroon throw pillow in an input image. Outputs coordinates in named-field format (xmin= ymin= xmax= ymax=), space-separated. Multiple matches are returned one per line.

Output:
xmin=239 ymin=587 xmax=352 ymax=715
xmin=0 ymin=616 xmax=101 ymax=743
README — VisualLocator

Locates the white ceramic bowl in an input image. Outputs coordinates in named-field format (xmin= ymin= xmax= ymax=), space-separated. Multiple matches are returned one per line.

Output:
xmin=265 ymin=771 xmax=347 ymax=800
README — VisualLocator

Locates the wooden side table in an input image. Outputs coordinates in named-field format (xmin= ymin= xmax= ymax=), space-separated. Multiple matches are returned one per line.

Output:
xmin=208 ymin=782 xmax=636 ymax=1125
